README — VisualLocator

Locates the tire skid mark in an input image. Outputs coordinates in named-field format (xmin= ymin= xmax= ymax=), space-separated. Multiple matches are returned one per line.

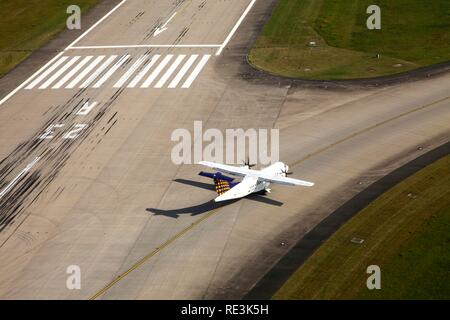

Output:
xmin=143 ymin=18 xmax=163 ymax=41
xmin=127 ymin=11 xmax=145 ymax=27
xmin=0 ymin=87 xmax=127 ymax=241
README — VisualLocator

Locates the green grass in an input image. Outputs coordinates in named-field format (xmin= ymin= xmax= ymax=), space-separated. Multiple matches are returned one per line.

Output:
xmin=0 ymin=0 xmax=100 ymax=77
xmin=274 ymin=154 xmax=450 ymax=299
xmin=250 ymin=0 xmax=450 ymax=79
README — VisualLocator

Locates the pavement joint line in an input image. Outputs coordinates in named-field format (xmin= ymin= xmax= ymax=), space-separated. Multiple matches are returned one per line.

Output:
xmin=89 ymin=207 xmax=220 ymax=300
xmin=291 ymin=96 xmax=450 ymax=168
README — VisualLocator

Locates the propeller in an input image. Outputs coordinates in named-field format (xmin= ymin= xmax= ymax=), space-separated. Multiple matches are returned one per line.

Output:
xmin=281 ymin=168 xmax=293 ymax=176
xmin=242 ymin=158 xmax=256 ymax=168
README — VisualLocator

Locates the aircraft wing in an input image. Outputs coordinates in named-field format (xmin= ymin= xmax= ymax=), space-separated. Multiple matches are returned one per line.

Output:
xmin=199 ymin=161 xmax=314 ymax=187
xmin=257 ymin=174 xmax=315 ymax=187
xmin=198 ymin=161 xmax=251 ymax=177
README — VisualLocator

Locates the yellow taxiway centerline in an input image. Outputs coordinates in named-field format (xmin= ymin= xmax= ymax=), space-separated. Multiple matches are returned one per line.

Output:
xmin=90 ymin=207 xmax=220 ymax=300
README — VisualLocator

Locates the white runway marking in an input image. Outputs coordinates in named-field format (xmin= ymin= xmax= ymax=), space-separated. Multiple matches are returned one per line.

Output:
xmin=168 ymin=55 xmax=198 ymax=88
xmin=25 ymin=56 xmax=69 ymax=90
xmin=66 ymin=55 xmax=105 ymax=89
xmin=182 ymin=55 xmax=211 ymax=88
xmin=128 ymin=55 xmax=161 ymax=88
xmin=141 ymin=55 xmax=174 ymax=88
xmin=0 ymin=0 xmax=129 ymax=105
xmin=66 ymin=0 xmax=129 ymax=49
xmin=216 ymin=0 xmax=257 ymax=56
xmin=114 ymin=54 xmax=148 ymax=88
xmin=69 ymin=44 xmax=221 ymax=49
xmin=76 ymin=101 xmax=98 ymax=115
xmin=0 ymin=52 xmax=64 ymax=105
xmin=0 ymin=0 xmax=254 ymax=104
xmin=153 ymin=12 xmax=177 ymax=37
xmin=80 ymin=55 xmax=117 ymax=88
xmin=0 ymin=157 xmax=40 ymax=200
xmin=52 ymin=56 xmax=93 ymax=89
xmin=93 ymin=55 xmax=130 ymax=88
xmin=155 ymin=55 xmax=185 ymax=88
xmin=21 ymin=54 xmax=211 ymax=90
xmin=39 ymin=56 xmax=80 ymax=89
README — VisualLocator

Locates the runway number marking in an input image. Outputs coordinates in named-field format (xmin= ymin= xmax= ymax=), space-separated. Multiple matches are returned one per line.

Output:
xmin=40 ymin=123 xmax=88 ymax=140
xmin=40 ymin=124 xmax=65 ymax=139
xmin=63 ymin=124 xmax=88 ymax=139
xmin=76 ymin=101 xmax=97 ymax=116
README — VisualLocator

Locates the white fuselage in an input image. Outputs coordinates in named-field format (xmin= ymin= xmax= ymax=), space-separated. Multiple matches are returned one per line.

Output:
xmin=214 ymin=162 xmax=288 ymax=202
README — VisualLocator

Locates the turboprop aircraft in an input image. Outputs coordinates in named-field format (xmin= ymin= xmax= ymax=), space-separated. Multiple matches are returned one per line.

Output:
xmin=198 ymin=160 xmax=314 ymax=202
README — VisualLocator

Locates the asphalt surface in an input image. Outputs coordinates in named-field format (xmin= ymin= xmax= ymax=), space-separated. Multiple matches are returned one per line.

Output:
xmin=245 ymin=140 xmax=450 ymax=299
xmin=0 ymin=0 xmax=449 ymax=299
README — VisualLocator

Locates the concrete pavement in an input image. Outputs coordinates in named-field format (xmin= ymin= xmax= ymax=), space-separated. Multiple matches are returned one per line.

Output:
xmin=0 ymin=0 xmax=448 ymax=299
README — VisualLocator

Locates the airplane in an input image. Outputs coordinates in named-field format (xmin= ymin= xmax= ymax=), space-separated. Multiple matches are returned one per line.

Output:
xmin=198 ymin=160 xmax=314 ymax=202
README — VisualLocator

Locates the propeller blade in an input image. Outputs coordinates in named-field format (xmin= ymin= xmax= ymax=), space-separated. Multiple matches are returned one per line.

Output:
xmin=281 ymin=169 xmax=293 ymax=176
xmin=242 ymin=158 xmax=256 ymax=168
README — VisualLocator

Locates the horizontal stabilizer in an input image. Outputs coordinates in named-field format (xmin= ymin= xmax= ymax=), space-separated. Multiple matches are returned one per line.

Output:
xmin=198 ymin=171 xmax=235 ymax=182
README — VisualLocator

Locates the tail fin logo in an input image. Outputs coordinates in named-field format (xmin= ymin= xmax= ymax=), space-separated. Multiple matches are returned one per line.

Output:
xmin=214 ymin=178 xmax=230 ymax=195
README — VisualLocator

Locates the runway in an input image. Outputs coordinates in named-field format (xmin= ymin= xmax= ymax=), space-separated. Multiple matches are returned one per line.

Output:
xmin=0 ymin=0 xmax=449 ymax=299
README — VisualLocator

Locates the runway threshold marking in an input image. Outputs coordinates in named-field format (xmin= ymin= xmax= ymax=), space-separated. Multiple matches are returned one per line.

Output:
xmin=291 ymin=96 xmax=450 ymax=168
xmin=89 ymin=207 xmax=220 ymax=300
xmin=127 ymin=55 xmax=161 ymax=88
xmin=0 ymin=0 xmax=255 ymax=105
xmin=25 ymin=56 xmax=69 ymax=90
xmin=182 ymin=55 xmax=211 ymax=88
xmin=69 ymin=44 xmax=221 ymax=49
xmin=24 ymin=53 xmax=210 ymax=90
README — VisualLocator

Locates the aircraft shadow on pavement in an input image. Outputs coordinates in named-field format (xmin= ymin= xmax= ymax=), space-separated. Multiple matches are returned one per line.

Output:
xmin=145 ymin=179 xmax=283 ymax=219
xmin=146 ymin=199 xmax=236 ymax=219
